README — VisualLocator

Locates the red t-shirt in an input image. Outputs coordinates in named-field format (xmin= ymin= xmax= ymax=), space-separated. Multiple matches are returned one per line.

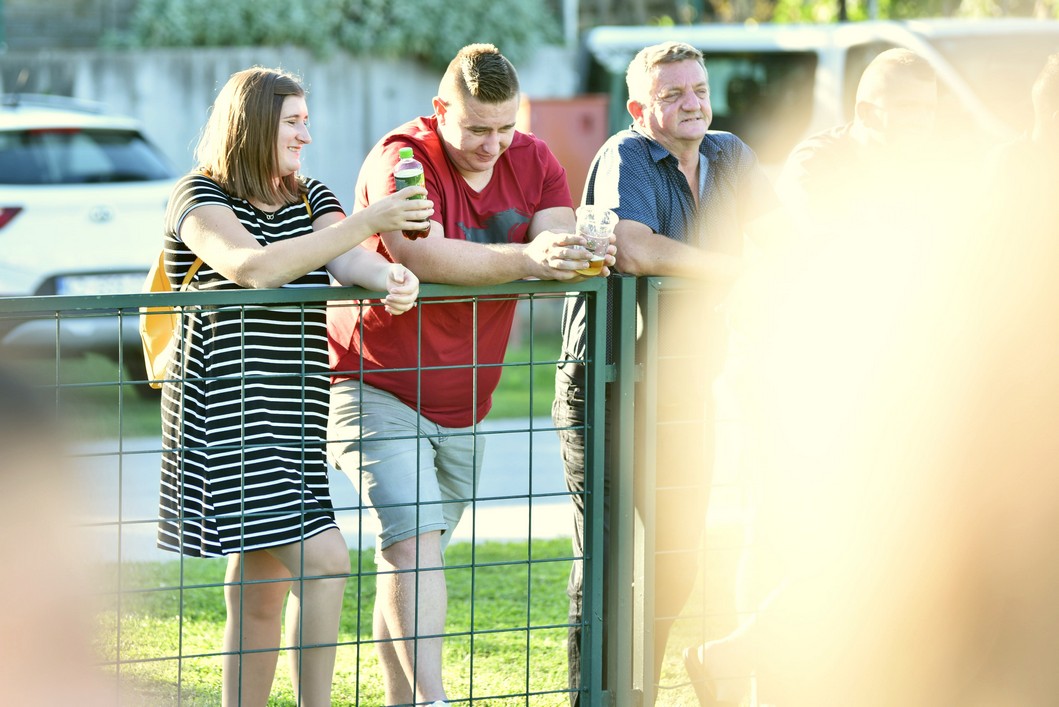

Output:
xmin=329 ymin=116 xmax=573 ymax=427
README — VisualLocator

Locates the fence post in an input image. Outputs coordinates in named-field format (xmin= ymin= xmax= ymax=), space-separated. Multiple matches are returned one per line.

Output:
xmin=582 ymin=274 xmax=610 ymax=704
xmin=632 ymin=277 xmax=662 ymax=704
xmin=608 ymin=274 xmax=639 ymax=706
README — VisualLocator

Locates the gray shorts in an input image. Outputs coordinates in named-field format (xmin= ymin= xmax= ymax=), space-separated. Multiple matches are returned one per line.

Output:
xmin=327 ymin=380 xmax=485 ymax=553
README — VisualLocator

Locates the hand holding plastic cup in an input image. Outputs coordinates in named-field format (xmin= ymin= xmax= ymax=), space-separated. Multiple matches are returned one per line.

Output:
xmin=574 ymin=205 xmax=617 ymax=277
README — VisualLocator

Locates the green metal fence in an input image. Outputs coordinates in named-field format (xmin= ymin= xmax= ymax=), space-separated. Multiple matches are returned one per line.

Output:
xmin=626 ymin=277 xmax=753 ymax=707
xmin=0 ymin=279 xmax=607 ymax=706
xmin=0 ymin=275 xmax=746 ymax=706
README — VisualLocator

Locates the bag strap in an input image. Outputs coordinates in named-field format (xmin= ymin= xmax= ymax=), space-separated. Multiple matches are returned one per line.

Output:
xmin=303 ymin=193 xmax=312 ymax=218
xmin=179 ymin=258 xmax=203 ymax=292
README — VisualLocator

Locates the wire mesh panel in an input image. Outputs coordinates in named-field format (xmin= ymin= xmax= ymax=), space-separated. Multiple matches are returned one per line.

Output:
xmin=631 ymin=277 xmax=754 ymax=707
xmin=0 ymin=279 xmax=608 ymax=707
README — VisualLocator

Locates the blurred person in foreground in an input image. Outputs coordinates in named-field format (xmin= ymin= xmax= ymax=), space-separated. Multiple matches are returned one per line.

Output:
xmin=776 ymin=48 xmax=941 ymax=239
xmin=0 ymin=368 xmax=132 ymax=706
xmin=687 ymin=135 xmax=1059 ymax=706
xmin=327 ymin=43 xmax=614 ymax=707
xmin=154 ymin=66 xmax=426 ymax=706
xmin=552 ymin=40 xmax=785 ymax=705
xmin=987 ymin=51 xmax=1059 ymax=237
xmin=686 ymin=49 xmax=1059 ymax=707
xmin=698 ymin=47 xmax=940 ymax=707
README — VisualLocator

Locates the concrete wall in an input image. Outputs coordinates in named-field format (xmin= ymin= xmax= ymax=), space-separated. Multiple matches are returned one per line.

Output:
xmin=0 ymin=45 xmax=580 ymax=204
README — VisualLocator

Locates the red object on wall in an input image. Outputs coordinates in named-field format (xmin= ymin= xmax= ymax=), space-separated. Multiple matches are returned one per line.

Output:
xmin=516 ymin=94 xmax=610 ymax=206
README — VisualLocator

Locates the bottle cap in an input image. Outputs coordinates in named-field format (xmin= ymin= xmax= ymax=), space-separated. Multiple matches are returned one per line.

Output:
xmin=398 ymin=147 xmax=414 ymax=160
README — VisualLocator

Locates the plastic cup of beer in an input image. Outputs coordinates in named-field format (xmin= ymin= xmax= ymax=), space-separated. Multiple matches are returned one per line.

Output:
xmin=574 ymin=205 xmax=617 ymax=277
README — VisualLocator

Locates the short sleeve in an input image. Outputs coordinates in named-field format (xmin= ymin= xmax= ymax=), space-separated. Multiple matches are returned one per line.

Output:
xmin=361 ymin=140 xmax=404 ymax=205
xmin=356 ymin=134 xmax=444 ymax=231
xmin=774 ymin=127 xmax=851 ymax=226
xmin=533 ymin=139 xmax=575 ymax=211
xmin=588 ymin=134 xmax=663 ymax=234
xmin=165 ymin=173 xmax=231 ymax=243
xmin=303 ymin=178 xmax=345 ymax=221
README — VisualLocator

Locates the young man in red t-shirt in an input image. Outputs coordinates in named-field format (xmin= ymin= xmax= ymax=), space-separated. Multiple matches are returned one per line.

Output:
xmin=327 ymin=43 xmax=614 ymax=707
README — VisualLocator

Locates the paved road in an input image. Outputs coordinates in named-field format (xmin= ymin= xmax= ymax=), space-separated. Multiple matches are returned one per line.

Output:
xmin=73 ymin=417 xmax=574 ymax=563
xmin=73 ymin=412 xmax=747 ymax=564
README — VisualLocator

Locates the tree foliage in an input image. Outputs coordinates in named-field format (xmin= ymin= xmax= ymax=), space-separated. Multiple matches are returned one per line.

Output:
xmin=636 ymin=0 xmax=1059 ymax=23
xmin=106 ymin=0 xmax=561 ymax=69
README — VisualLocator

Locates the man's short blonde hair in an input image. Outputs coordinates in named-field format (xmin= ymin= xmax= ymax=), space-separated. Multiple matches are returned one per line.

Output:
xmin=438 ymin=43 xmax=520 ymax=104
xmin=855 ymin=49 xmax=935 ymax=105
xmin=626 ymin=41 xmax=706 ymax=103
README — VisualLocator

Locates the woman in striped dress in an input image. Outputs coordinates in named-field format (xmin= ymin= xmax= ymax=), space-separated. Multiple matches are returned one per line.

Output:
xmin=155 ymin=67 xmax=432 ymax=706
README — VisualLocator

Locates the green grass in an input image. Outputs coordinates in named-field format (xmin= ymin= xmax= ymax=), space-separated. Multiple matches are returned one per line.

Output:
xmin=488 ymin=329 xmax=562 ymax=420
xmin=3 ymin=352 xmax=165 ymax=438
xmin=99 ymin=539 xmax=576 ymax=706
xmin=95 ymin=527 xmax=748 ymax=707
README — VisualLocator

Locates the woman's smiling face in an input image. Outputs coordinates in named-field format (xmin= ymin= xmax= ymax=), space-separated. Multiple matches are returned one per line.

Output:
xmin=275 ymin=94 xmax=311 ymax=178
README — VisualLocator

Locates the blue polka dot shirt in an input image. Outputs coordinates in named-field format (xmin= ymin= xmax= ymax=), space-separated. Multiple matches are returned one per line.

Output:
xmin=583 ymin=126 xmax=778 ymax=255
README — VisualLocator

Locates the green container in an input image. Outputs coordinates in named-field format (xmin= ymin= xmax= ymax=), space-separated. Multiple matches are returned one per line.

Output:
xmin=394 ymin=146 xmax=428 ymax=238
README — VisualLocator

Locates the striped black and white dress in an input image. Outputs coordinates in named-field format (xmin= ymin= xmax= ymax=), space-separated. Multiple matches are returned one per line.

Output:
xmin=157 ymin=173 xmax=344 ymax=558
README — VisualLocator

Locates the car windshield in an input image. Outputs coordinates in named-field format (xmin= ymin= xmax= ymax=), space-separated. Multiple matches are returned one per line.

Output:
xmin=926 ymin=32 xmax=1059 ymax=134
xmin=0 ymin=127 xmax=173 ymax=185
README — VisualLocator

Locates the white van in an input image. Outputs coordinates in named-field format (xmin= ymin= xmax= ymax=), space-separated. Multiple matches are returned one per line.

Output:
xmin=583 ymin=18 xmax=1059 ymax=167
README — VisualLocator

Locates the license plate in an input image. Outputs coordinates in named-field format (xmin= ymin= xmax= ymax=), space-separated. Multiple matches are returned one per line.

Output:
xmin=55 ymin=272 xmax=146 ymax=296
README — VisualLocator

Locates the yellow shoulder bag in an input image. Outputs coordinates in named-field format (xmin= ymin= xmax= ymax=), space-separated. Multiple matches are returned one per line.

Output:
xmin=138 ymin=193 xmax=313 ymax=389
xmin=138 ymin=254 xmax=202 ymax=389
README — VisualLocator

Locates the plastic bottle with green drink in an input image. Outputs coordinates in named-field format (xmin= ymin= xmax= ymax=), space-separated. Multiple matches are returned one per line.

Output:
xmin=393 ymin=147 xmax=429 ymax=239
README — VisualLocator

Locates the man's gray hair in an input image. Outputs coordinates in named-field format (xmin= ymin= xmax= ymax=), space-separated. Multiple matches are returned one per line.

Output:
xmin=626 ymin=41 xmax=706 ymax=102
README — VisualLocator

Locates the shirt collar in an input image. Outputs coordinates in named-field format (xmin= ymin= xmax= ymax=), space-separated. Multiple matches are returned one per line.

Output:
xmin=630 ymin=124 xmax=721 ymax=163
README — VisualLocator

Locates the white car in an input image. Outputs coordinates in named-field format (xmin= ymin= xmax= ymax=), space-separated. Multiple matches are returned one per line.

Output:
xmin=0 ymin=94 xmax=178 ymax=383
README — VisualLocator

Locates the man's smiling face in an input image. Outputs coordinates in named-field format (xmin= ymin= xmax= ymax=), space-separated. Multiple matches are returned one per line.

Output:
xmin=633 ymin=59 xmax=713 ymax=152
